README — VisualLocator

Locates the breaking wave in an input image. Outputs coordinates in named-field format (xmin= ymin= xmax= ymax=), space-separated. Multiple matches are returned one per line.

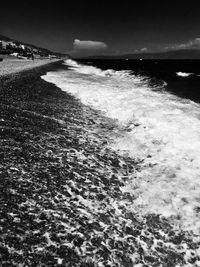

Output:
xmin=42 ymin=59 xmax=200 ymax=234
xmin=64 ymin=59 xmax=137 ymax=79
xmin=176 ymin=71 xmax=200 ymax=77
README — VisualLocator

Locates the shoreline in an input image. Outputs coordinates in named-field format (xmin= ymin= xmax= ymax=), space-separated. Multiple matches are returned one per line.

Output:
xmin=0 ymin=59 xmax=67 ymax=98
xmin=0 ymin=58 xmax=66 ymax=79
xmin=0 ymin=61 xmax=199 ymax=266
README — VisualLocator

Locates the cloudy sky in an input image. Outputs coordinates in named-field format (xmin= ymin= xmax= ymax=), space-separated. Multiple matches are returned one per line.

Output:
xmin=0 ymin=0 xmax=200 ymax=56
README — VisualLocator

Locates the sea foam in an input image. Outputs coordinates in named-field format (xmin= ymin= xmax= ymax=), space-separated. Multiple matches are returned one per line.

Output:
xmin=42 ymin=59 xmax=200 ymax=234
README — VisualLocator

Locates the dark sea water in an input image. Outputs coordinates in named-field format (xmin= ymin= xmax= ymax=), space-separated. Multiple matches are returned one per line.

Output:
xmin=41 ymin=59 xmax=200 ymax=266
xmin=78 ymin=59 xmax=200 ymax=103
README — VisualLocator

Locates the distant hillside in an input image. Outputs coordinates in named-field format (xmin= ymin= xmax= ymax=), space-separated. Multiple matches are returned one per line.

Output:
xmin=0 ymin=35 xmax=13 ymax=42
xmin=0 ymin=34 xmax=67 ymax=57
xmin=82 ymin=49 xmax=200 ymax=60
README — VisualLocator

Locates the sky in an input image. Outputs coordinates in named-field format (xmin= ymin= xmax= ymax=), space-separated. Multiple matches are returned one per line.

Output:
xmin=0 ymin=0 xmax=200 ymax=56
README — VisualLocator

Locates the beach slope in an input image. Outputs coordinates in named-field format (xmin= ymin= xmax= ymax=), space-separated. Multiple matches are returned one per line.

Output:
xmin=0 ymin=61 xmax=198 ymax=266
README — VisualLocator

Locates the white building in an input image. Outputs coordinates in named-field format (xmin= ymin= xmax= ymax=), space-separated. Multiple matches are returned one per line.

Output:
xmin=20 ymin=44 xmax=26 ymax=50
xmin=0 ymin=40 xmax=8 ymax=49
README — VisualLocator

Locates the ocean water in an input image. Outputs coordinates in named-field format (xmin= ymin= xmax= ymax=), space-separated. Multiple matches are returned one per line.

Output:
xmin=42 ymin=59 xmax=200 ymax=264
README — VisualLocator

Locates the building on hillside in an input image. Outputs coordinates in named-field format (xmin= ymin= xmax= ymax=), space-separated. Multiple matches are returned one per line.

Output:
xmin=0 ymin=40 xmax=8 ymax=49
xmin=33 ymin=48 xmax=39 ymax=53
xmin=20 ymin=44 xmax=26 ymax=50
xmin=7 ymin=41 xmax=17 ymax=48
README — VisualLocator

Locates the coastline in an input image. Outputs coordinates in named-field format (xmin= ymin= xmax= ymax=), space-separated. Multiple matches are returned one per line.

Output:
xmin=0 ymin=58 xmax=66 ymax=78
xmin=0 ymin=61 xmax=198 ymax=266
xmin=0 ymin=60 xmax=131 ymax=265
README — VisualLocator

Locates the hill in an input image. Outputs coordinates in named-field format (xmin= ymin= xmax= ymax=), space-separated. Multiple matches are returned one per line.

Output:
xmin=81 ymin=49 xmax=200 ymax=60
xmin=0 ymin=34 xmax=67 ymax=58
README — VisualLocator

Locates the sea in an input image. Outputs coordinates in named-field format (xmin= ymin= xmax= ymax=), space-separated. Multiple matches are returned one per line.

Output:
xmin=42 ymin=59 xmax=200 ymax=265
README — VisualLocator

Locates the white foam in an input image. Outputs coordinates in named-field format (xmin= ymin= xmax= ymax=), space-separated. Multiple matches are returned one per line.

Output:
xmin=42 ymin=59 xmax=200 ymax=234
xmin=176 ymin=72 xmax=193 ymax=77
xmin=64 ymin=59 xmax=141 ymax=80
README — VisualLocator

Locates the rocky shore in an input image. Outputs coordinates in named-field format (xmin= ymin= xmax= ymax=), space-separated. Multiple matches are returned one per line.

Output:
xmin=0 ymin=63 xmax=199 ymax=266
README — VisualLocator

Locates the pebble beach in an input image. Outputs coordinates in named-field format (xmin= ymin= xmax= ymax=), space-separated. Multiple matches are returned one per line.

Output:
xmin=0 ymin=58 xmax=62 ymax=77
xmin=0 ymin=60 xmax=199 ymax=266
